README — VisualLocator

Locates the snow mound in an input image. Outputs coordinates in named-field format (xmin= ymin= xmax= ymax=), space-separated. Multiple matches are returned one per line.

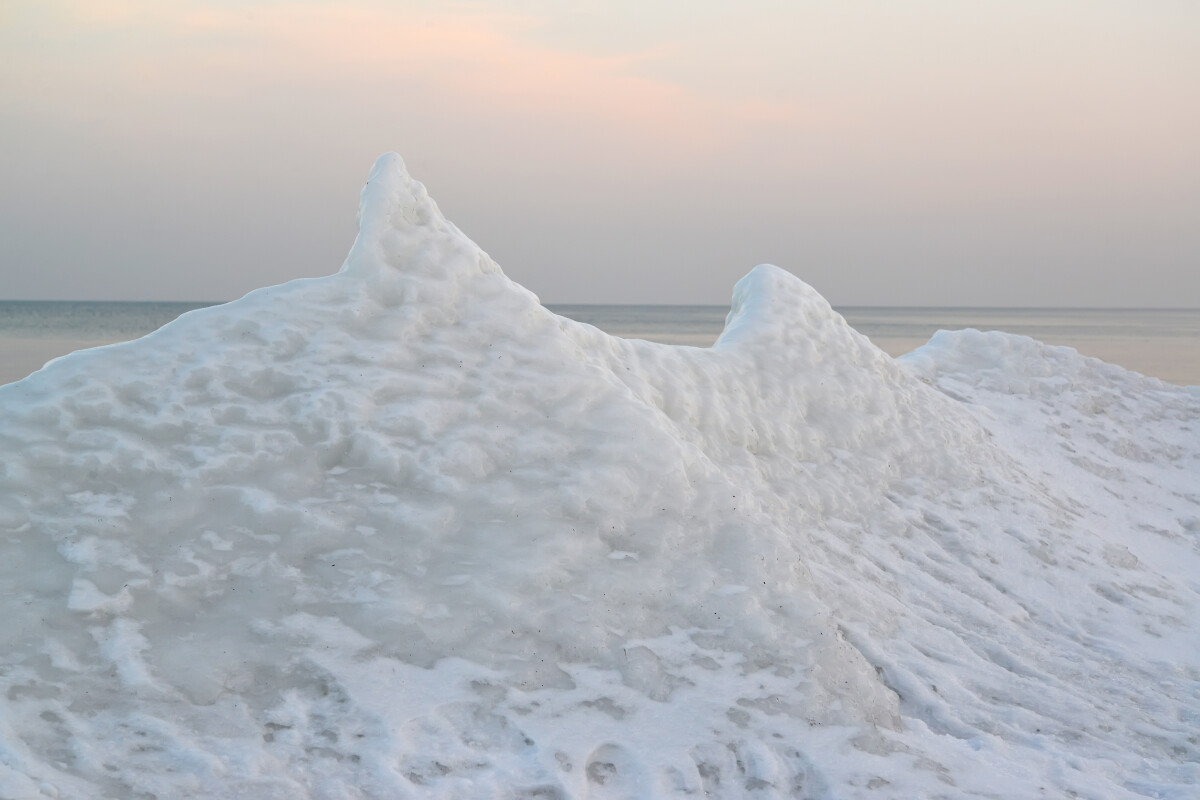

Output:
xmin=1 ymin=154 xmax=1198 ymax=799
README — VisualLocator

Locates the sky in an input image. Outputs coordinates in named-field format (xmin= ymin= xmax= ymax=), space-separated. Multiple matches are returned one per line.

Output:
xmin=1 ymin=0 xmax=1198 ymax=306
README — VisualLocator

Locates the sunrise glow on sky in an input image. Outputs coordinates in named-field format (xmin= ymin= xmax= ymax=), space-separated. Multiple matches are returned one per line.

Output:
xmin=2 ymin=1 xmax=1198 ymax=304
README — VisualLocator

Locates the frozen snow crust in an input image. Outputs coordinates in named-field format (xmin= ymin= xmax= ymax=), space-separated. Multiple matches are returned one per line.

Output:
xmin=2 ymin=154 xmax=1198 ymax=799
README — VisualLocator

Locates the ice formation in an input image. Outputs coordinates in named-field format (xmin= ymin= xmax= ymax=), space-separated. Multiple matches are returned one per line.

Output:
xmin=1 ymin=154 xmax=1198 ymax=799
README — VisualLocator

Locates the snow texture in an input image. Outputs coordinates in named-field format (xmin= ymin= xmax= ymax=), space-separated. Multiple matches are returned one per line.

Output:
xmin=1 ymin=153 xmax=1198 ymax=799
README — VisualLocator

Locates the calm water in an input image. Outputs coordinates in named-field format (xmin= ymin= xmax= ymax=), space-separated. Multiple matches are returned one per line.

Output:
xmin=0 ymin=301 xmax=216 ymax=339
xmin=2 ymin=301 xmax=1197 ymax=386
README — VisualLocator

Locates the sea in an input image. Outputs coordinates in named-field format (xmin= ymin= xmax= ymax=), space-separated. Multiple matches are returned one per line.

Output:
xmin=1 ymin=301 xmax=1197 ymax=387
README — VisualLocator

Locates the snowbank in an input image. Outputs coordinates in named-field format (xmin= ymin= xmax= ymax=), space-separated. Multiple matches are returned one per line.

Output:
xmin=1 ymin=154 xmax=1197 ymax=799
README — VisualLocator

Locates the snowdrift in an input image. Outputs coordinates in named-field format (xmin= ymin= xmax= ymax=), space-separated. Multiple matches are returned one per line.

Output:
xmin=1 ymin=154 xmax=1198 ymax=799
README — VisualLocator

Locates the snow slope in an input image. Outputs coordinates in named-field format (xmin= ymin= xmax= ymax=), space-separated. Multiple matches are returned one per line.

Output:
xmin=1 ymin=154 xmax=1197 ymax=799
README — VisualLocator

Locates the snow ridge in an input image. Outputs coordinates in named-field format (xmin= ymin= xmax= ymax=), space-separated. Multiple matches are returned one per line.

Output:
xmin=0 ymin=154 xmax=1197 ymax=799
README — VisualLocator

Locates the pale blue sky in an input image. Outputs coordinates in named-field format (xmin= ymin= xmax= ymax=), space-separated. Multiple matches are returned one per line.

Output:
xmin=2 ymin=1 xmax=1197 ymax=304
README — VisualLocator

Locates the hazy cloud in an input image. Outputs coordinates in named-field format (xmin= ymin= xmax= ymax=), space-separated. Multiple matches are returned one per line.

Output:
xmin=1 ymin=0 xmax=1197 ymax=304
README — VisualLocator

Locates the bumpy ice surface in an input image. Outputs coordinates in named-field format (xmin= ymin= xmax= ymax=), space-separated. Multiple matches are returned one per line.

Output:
xmin=2 ymin=154 xmax=1198 ymax=799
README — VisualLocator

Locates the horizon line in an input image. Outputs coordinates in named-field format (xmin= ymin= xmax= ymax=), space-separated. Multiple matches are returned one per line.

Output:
xmin=2 ymin=299 xmax=1197 ymax=312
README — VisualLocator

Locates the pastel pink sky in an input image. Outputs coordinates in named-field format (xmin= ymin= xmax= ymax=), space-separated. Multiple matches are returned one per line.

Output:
xmin=2 ymin=0 xmax=1198 ymax=304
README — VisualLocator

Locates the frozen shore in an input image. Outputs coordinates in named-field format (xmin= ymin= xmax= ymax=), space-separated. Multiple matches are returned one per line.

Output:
xmin=1 ymin=154 xmax=1197 ymax=799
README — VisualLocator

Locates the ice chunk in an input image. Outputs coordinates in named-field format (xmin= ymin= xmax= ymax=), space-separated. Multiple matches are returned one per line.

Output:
xmin=0 ymin=154 xmax=1197 ymax=798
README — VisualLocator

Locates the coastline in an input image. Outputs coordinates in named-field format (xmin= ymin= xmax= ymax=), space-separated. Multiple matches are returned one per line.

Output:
xmin=4 ymin=320 xmax=1197 ymax=387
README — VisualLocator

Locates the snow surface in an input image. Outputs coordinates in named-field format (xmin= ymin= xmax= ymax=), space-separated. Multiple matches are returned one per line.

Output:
xmin=1 ymin=153 xmax=1198 ymax=799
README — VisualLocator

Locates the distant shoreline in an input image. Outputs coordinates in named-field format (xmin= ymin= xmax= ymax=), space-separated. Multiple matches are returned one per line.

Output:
xmin=2 ymin=303 xmax=1197 ymax=387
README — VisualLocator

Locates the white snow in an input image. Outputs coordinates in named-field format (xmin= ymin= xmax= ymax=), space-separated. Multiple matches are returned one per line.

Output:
xmin=1 ymin=153 xmax=1198 ymax=799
